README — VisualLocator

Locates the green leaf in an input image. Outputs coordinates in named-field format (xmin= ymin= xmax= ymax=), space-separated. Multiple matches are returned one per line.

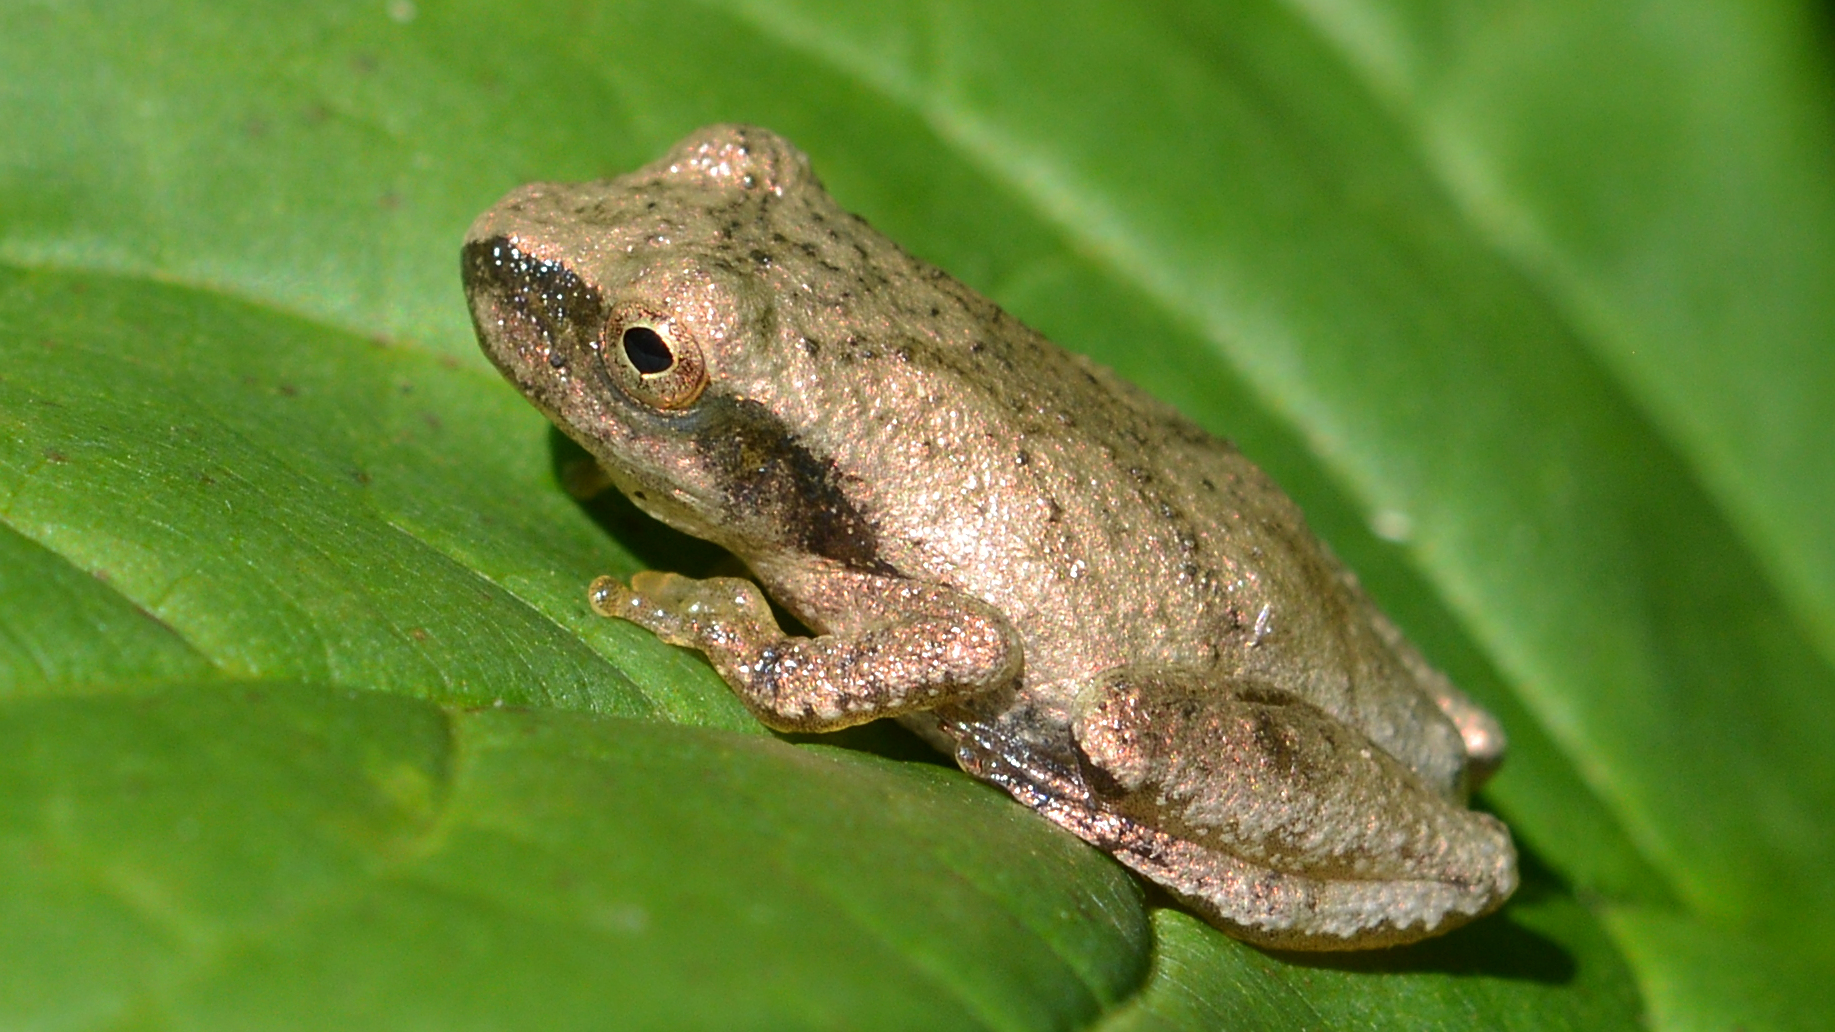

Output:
xmin=0 ymin=262 xmax=742 ymax=722
xmin=3 ymin=0 xmax=1831 ymax=1028
xmin=0 ymin=682 xmax=1145 ymax=1029
xmin=1097 ymin=890 xmax=1643 ymax=1032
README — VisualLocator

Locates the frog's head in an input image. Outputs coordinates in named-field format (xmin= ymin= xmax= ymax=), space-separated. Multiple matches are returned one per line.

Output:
xmin=462 ymin=124 xmax=893 ymax=573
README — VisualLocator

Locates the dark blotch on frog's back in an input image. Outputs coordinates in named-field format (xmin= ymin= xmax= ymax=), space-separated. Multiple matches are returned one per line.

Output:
xmin=690 ymin=395 xmax=896 ymax=576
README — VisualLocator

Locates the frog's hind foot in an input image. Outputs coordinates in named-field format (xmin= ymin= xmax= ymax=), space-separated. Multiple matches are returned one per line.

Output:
xmin=950 ymin=668 xmax=1518 ymax=950
xmin=1069 ymin=666 xmax=1516 ymax=949
xmin=1102 ymin=820 xmax=1512 ymax=950
xmin=958 ymin=733 xmax=1509 ymax=950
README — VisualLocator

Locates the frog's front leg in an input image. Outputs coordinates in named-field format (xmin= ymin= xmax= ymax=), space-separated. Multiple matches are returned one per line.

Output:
xmin=590 ymin=570 xmax=1022 ymax=732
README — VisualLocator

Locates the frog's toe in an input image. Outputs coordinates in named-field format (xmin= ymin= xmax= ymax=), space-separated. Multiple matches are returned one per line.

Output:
xmin=588 ymin=574 xmax=638 ymax=618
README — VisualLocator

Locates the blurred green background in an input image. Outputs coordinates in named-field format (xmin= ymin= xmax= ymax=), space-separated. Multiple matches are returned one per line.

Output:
xmin=1 ymin=1 xmax=1831 ymax=1028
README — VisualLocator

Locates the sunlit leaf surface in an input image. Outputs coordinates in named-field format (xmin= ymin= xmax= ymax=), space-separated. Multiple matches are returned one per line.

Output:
xmin=2 ymin=0 xmax=1829 ymax=1027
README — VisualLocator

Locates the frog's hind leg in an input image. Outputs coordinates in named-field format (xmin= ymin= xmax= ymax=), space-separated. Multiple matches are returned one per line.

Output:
xmin=1363 ymin=603 xmax=1508 ymax=788
xmin=981 ymin=667 xmax=1517 ymax=950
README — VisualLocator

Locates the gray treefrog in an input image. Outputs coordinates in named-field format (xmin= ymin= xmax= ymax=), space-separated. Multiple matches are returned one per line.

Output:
xmin=461 ymin=125 xmax=1517 ymax=950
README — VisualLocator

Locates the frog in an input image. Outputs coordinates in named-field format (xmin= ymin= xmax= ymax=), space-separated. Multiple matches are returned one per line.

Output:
xmin=461 ymin=124 xmax=1517 ymax=950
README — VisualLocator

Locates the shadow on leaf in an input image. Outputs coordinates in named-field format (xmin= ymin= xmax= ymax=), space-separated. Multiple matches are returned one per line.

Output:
xmin=1263 ymin=845 xmax=1578 ymax=984
xmin=550 ymin=428 xmax=957 ymax=769
xmin=550 ymin=428 xmax=733 ymax=577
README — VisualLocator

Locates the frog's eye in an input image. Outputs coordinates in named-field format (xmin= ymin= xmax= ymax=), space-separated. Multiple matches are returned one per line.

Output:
xmin=601 ymin=315 xmax=708 ymax=410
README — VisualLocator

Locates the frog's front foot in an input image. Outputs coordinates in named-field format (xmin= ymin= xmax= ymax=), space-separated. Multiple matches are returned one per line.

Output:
xmin=590 ymin=571 xmax=775 ymax=650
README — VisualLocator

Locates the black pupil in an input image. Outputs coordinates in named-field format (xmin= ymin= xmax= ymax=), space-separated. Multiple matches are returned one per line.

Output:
xmin=621 ymin=326 xmax=674 ymax=375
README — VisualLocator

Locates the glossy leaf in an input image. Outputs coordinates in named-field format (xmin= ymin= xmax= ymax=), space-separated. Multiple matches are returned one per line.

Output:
xmin=0 ymin=682 xmax=1145 ymax=1029
xmin=1097 ymin=894 xmax=1643 ymax=1032
xmin=2 ymin=0 xmax=1831 ymax=1028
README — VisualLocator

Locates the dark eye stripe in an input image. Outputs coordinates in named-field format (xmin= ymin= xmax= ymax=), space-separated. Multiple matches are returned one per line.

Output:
xmin=462 ymin=236 xmax=605 ymax=352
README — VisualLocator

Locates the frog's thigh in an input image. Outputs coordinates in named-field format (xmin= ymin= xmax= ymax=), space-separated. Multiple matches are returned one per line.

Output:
xmin=1069 ymin=667 xmax=1517 ymax=950
xmin=1369 ymin=607 xmax=1508 ymax=784
xmin=591 ymin=571 xmax=1020 ymax=733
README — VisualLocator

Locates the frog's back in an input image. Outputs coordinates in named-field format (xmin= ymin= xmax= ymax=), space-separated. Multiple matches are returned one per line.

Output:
xmin=737 ymin=237 xmax=1464 ymax=789
xmin=627 ymin=125 xmax=1471 ymax=792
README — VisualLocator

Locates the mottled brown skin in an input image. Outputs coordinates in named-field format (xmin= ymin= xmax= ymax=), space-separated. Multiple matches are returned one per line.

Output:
xmin=462 ymin=125 xmax=1517 ymax=950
